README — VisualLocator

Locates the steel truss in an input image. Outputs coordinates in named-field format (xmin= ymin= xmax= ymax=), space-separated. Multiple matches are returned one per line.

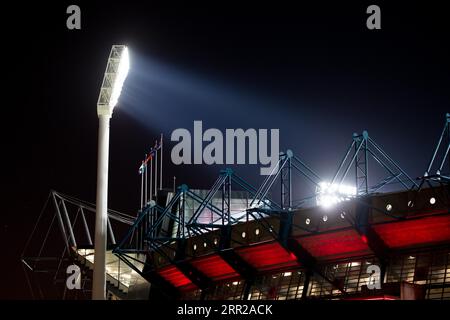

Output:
xmin=21 ymin=191 xmax=134 ymax=299
xmin=421 ymin=113 xmax=450 ymax=185
xmin=114 ymin=151 xmax=331 ymax=295
xmin=26 ymin=115 xmax=449 ymax=300
xmin=115 ymin=141 xmax=420 ymax=297
xmin=331 ymin=130 xmax=418 ymax=195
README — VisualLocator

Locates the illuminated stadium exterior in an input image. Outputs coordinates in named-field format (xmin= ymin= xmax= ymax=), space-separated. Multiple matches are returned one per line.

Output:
xmin=22 ymin=114 xmax=450 ymax=300
xmin=116 ymin=184 xmax=450 ymax=301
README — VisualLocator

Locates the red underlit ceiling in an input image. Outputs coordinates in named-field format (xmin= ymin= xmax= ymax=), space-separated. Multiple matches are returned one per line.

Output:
xmin=372 ymin=215 xmax=450 ymax=248
xmin=235 ymin=241 xmax=299 ymax=271
xmin=157 ymin=265 xmax=195 ymax=289
xmin=190 ymin=254 xmax=240 ymax=281
xmin=296 ymin=229 xmax=371 ymax=260
xmin=157 ymin=214 xmax=450 ymax=289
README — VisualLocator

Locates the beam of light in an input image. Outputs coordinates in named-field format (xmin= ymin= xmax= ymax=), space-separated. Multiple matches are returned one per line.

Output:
xmin=118 ymin=52 xmax=316 ymax=135
xmin=115 ymin=51 xmax=320 ymax=188
xmin=316 ymin=181 xmax=356 ymax=208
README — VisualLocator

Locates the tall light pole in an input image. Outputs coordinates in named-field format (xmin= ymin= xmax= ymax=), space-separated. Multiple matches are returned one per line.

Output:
xmin=93 ymin=45 xmax=129 ymax=300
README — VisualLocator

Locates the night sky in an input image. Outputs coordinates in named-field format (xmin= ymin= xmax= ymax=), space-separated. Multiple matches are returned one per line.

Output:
xmin=3 ymin=1 xmax=449 ymax=299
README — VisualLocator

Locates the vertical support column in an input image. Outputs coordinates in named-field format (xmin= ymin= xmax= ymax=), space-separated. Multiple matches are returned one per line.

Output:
xmin=243 ymin=280 xmax=254 ymax=300
xmin=219 ymin=171 xmax=233 ymax=250
xmin=278 ymin=210 xmax=293 ymax=247
xmin=178 ymin=188 xmax=186 ymax=239
xmin=144 ymin=156 xmax=148 ymax=206
xmin=93 ymin=114 xmax=111 ymax=300
xmin=281 ymin=153 xmax=286 ymax=209
xmin=221 ymin=171 xmax=232 ymax=226
xmin=150 ymin=156 xmax=153 ymax=201
xmin=301 ymin=270 xmax=312 ymax=299
xmin=281 ymin=150 xmax=293 ymax=209
xmin=364 ymin=134 xmax=369 ymax=194
xmin=354 ymin=132 xmax=369 ymax=196
xmin=355 ymin=197 xmax=388 ymax=288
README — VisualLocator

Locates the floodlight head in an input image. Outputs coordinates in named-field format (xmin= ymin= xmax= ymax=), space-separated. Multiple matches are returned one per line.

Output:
xmin=97 ymin=45 xmax=130 ymax=117
xmin=316 ymin=181 xmax=356 ymax=208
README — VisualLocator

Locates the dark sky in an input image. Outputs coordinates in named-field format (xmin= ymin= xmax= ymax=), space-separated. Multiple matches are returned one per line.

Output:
xmin=2 ymin=1 xmax=449 ymax=299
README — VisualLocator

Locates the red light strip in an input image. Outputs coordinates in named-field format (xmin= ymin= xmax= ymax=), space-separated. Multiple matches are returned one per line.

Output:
xmin=236 ymin=241 xmax=299 ymax=271
xmin=190 ymin=254 xmax=240 ymax=281
xmin=296 ymin=229 xmax=371 ymax=259
xmin=372 ymin=215 xmax=450 ymax=248
xmin=157 ymin=265 xmax=194 ymax=288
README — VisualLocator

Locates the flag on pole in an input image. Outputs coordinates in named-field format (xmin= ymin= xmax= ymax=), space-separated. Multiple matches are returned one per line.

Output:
xmin=138 ymin=161 xmax=145 ymax=174
xmin=143 ymin=149 xmax=154 ymax=165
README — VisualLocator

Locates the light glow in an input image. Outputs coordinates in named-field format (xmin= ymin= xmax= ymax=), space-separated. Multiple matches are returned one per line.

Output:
xmin=109 ymin=46 xmax=129 ymax=108
xmin=316 ymin=182 xmax=356 ymax=208
xmin=97 ymin=45 xmax=130 ymax=116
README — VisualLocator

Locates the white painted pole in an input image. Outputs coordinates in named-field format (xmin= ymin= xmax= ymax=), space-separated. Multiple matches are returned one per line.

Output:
xmin=150 ymin=157 xmax=153 ymax=201
xmin=92 ymin=114 xmax=110 ymax=300
xmin=93 ymin=44 xmax=129 ymax=301
xmin=140 ymin=161 xmax=144 ymax=209
xmin=145 ymin=155 xmax=148 ymax=205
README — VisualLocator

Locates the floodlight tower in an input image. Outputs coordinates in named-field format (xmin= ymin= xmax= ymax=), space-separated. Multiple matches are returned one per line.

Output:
xmin=93 ymin=45 xmax=129 ymax=300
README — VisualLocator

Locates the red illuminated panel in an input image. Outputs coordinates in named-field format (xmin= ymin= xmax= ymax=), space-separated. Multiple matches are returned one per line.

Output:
xmin=190 ymin=254 xmax=240 ymax=281
xmin=235 ymin=241 xmax=299 ymax=272
xmin=372 ymin=215 xmax=450 ymax=248
xmin=157 ymin=265 xmax=195 ymax=289
xmin=296 ymin=229 xmax=371 ymax=260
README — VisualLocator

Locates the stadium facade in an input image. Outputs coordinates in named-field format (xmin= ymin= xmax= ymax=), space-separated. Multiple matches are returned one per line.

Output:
xmin=22 ymin=114 xmax=450 ymax=300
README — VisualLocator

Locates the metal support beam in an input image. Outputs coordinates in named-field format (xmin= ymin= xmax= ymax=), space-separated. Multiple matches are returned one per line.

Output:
xmin=59 ymin=197 xmax=77 ymax=248
xmin=80 ymin=207 xmax=93 ymax=246
xmin=51 ymin=193 xmax=70 ymax=252
xmin=218 ymin=225 xmax=232 ymax=250
xmin=243 ymin=279 xmax=254 ymax=300
xmin=426 ymin=113 xmax=450 ymax=176
xmin=107 ymin=216 xmax=116 ymax=246
xmin=278 ymin=210 xmax=293 ymax=247
xmin=175 ymin=260 xmax=213 ymax=290
xmin=281 ymin=150 xmax=293 ymax=209
xmin=301 ymin=270 xmax=312 ymax=299
xmin=354 ymin=197 xmax=389 ymax=285
xmin=219 ymin=248 xmax=257 ymax=281
xmin=286 ymin=238 xmax=347 ymax=295
xmin=222 ymin=173 xmax=231 ymax=226
xmin=332 ymin=131 xmax=418 ymax=196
